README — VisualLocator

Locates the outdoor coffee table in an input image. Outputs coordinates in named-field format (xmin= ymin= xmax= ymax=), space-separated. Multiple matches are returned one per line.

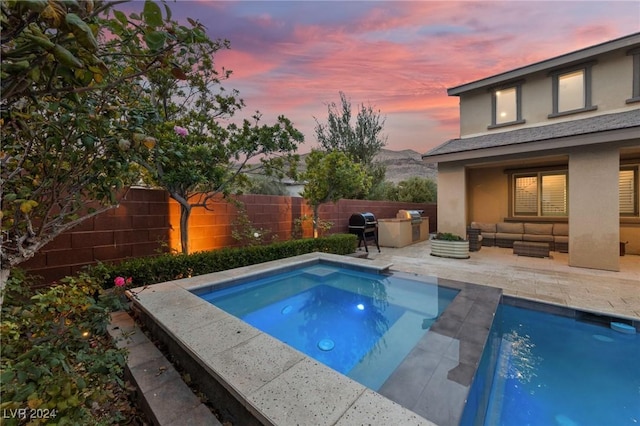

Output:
xmin=513 ymin=241 xmax=550 ymax=258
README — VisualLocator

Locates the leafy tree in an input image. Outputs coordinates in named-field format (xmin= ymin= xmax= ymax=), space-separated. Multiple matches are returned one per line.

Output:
xmin=397 ymin=177 xmax=437 ymax=203
xmin=301 ymin=150 xmax=371 ymax=237
xmin=130 ymin=36 xmax=303 ymax=254
xmin=314 ymin=91 xmax=387 ymax=197
xmin=245 ymin=176 xmax=289 ymax=196
xmin=367 ymin=180 xmax=400 ymax=201
xmin=0 ymin=1 xmax=213 ymax=284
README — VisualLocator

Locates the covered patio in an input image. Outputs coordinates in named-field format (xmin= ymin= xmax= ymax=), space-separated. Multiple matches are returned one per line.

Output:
xmin=366 ymin=240 xmax=640 ymax=321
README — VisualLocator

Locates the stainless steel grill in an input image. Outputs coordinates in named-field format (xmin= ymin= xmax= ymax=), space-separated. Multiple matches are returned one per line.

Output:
xmin=397 ymin=210 xmax=423 ymax=241
xmin=348 ymin=212 xmax=380 ymax=253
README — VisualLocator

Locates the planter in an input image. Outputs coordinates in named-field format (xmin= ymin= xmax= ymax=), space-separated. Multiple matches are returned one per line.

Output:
xmin=430 ymin=239 xmax=470 ymax=259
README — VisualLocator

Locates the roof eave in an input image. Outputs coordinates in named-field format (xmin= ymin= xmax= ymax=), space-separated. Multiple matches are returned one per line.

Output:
xmin=448 ymin=33 xmax=640 ymax=96
xmin=422 ymin=126 xmax=640 ymax=164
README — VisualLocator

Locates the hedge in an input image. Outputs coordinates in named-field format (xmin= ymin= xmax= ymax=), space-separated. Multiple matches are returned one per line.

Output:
xmin=90 ymin=234 xmax=358 ymax=288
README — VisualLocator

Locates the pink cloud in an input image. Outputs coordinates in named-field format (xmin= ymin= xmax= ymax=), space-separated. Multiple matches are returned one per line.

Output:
xmin=173 ymin=1 xmax=639 ymax=153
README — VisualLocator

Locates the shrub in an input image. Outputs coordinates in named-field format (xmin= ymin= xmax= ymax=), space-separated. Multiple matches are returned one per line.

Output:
xmin=433 ymin=232 xmax=465 ymax=241
xmin=0 ymin=270 xmax=131 ymax=425
xmin=90 ymin=234 xmax=358 ymax=288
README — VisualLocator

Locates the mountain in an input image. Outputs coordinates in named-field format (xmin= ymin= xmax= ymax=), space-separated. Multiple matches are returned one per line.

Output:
xmin=374 ymin=149 xmax=437 ymax=183
xmin=291 ymin=148 xmax=437 ymax=184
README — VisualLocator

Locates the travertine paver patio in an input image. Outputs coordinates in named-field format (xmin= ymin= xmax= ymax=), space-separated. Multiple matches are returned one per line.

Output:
xmin=366 ymin=240 xmax=640 ymax=321
xmin=121 ymin=246 xmax=639 ymax=426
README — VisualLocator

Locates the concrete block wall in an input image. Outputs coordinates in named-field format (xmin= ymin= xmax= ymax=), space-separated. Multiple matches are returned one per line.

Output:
xmin=23 ymin=188 xmax=171 ymax=284
xmin=22 ymin=188 xmax=437 ymax=284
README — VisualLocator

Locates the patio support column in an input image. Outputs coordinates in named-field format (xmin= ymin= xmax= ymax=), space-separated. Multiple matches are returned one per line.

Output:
xmin=437 ymin=163 xmax=467 ymax=238
xmin=568 ymin=146 xmax=619 ymax=271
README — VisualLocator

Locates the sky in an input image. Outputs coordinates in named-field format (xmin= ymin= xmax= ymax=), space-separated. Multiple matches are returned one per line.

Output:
xmin=161 ymin=1 xmax=639 ymax=154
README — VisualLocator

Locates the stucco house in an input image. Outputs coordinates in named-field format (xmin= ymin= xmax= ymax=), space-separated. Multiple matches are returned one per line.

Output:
xmin=423 ymin=33 xmax=640 ymax=271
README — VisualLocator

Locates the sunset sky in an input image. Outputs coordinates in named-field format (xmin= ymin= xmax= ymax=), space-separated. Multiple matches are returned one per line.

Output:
xmin=161 ymin=1 xmax=639 ymax=154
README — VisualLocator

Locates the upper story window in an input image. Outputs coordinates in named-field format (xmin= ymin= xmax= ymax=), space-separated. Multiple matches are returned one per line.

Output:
xmin=549 ymin=62 xmax=597 ymax=118
xmin=627 ymin=47 xmax=640 ymax=104
xmin=489 ymin=83 xmax=525 ymax=129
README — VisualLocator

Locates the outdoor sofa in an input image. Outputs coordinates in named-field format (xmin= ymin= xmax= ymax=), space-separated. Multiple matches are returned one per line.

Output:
xmin=468 ymin=221 xmax=568 ymax=252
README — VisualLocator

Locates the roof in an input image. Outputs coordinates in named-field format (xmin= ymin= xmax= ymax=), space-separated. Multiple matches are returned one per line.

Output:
xmin=448 ymin=33 xmax=640 ymax=96
xmin=423 ymin=109 xmax=640 ymax=160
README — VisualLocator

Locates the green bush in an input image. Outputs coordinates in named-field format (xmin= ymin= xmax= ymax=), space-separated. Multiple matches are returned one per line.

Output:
xmin=0 ymin=270 xmax=130 ymax=425
xmin=91 ymin=234 xmax=358 ymax=287
xmin=434 ymin=232 xmax=465 ymax=241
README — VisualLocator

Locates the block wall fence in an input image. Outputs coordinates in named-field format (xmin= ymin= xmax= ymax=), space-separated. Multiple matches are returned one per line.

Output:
xmin=22 ymin=187 xmax=437 ymax=284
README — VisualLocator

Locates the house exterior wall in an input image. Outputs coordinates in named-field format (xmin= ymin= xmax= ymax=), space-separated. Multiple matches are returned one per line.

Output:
xmin=467 ymin=167 xmax=509 ymax=223
xmin=429 ymin=35 xmax=640 ymax=272
xmin=437 ymin=163 xmax=467 ymax=237
xmin=459 ymin=50 xmax=635 ymax=137
xmin=568 ymin=146 xmax=620 ymax=271
xmin=621 ymin=223 xmax=640 ymax=255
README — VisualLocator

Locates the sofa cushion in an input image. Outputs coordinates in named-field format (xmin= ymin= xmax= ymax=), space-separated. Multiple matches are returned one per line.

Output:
xmin=524 ymin=223 xmax=553 ymax=235
xmin=471 ymin=222 xmax=497 ymax=233
xmin=497 ymin=222 xmax=524 ymax=234
xmin=524 ymin=234 xmax=554 ymax=243
xmin=495 ymin=233 xmax=523 ymax=241
xmin=554 ymin=235 xmax=569 ymax=243
xmin=553 ymin=223 xmax=569 ymax=236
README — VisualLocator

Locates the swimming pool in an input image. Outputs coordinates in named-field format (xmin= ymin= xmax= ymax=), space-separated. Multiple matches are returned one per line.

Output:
xmin=462 ymin=301 xmax=640 ymax=425
xmin=131 ymin=253 xmax=501 ymax=425
xmin=197 ymin=264 xmax=459 ymax=390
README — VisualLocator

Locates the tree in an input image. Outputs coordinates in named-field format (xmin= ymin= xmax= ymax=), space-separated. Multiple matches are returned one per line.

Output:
xmin=0 ymin=1 xmax=227 ymax=283
xmin=397 ymin=177 xmax=437 ymax=203
xmin=130 ymin=32 xmax=302 ymax=254
xmin=136 ymin=116 xmax=302 ymax=254
xmin=367 ymin=181 xmax=400 ymax=201
xmin=301 ymin=150 xmax=371 ymax=237
xmin=314 ymin=91 xmax=387 ymax=196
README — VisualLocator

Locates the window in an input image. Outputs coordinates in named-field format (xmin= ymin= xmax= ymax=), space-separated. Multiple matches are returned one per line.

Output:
xmin=627 ymin=47 xmax=640 ymax=104
xmin=489 ymin=83 xmax=524 ymax=128
xmin=620 ymin=167 xmax=638 ymax=216
xmin=513 ymin=171 xmax=567 ymax=217
xmin=549 ymin=62 xmax=596 ymax=117
xmin=558 ymin=70 xmax=584 ymax=112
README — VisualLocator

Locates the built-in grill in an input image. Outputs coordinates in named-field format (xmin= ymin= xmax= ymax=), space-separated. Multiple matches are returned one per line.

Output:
xmin=397 ymin=210 xmax=423 ymax=242
xmin=348 ymin=212 xmax=380 ymax=253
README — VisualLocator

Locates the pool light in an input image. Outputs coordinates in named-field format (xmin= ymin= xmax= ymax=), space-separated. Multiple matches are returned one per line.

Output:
xmin=356 ymin=303 xmax=365 ymax=311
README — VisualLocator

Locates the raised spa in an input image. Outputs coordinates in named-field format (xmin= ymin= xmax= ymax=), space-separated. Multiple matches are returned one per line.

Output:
xmin=196 ymin=263 xmax=459 ymax=390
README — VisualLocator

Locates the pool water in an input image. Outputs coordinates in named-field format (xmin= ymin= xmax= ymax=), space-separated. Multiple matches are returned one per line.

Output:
xmin=198 ymin=264 xmax=458 ymax=390
xmin=464 ymin=304 xmax=640 ymax=426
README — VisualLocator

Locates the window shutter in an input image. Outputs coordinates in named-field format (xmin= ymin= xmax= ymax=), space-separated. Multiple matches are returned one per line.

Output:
xmin=515 ymin=176 xmax=538 ymax=215
xmin=619 ymin=169 xmax=636 ymax=215
xmin=541 ymin=174 xmax=567 ymax=216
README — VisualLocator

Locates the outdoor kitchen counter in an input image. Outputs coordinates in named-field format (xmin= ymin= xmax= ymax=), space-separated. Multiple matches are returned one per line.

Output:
xmin=378 ymin=217 xmax=429 ymax=248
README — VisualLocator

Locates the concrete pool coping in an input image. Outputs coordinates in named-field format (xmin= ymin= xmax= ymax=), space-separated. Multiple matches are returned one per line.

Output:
xmin=129 ymin=252 xmax=501 ymax=425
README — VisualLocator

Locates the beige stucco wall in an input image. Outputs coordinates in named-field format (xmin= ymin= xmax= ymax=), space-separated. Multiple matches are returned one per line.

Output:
xmin=620 ymin=224 xmax=640 ymax=256
xmin=467 ymin=167 xmax=509 ymax=222
xmin=459 ymin=50 xmax=636 ymax=137
xmin=568 ymin=146 xmax=620 ymax=271
xmin=437 ymin=163 xmax=467 ymax=237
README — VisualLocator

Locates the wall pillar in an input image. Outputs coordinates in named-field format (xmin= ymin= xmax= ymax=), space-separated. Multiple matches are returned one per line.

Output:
xmin=568 ymin=146 xmax=619 ymax=271
xmin=437 ymin=163 xmax=467 ymax=237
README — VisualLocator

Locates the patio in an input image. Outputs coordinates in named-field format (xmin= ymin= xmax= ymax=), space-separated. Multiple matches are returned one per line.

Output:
xmin=366 ymin=240 xmax=640 ymax=321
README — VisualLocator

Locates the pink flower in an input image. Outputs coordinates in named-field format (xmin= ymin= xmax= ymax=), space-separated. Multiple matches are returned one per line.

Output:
xmin=174 ymin=126 xmax=189 ymax=137
xmin=126 ymin=277 xmax=133 ymax=285
xmin=114 ymin=276 xmax=126 ymax=287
